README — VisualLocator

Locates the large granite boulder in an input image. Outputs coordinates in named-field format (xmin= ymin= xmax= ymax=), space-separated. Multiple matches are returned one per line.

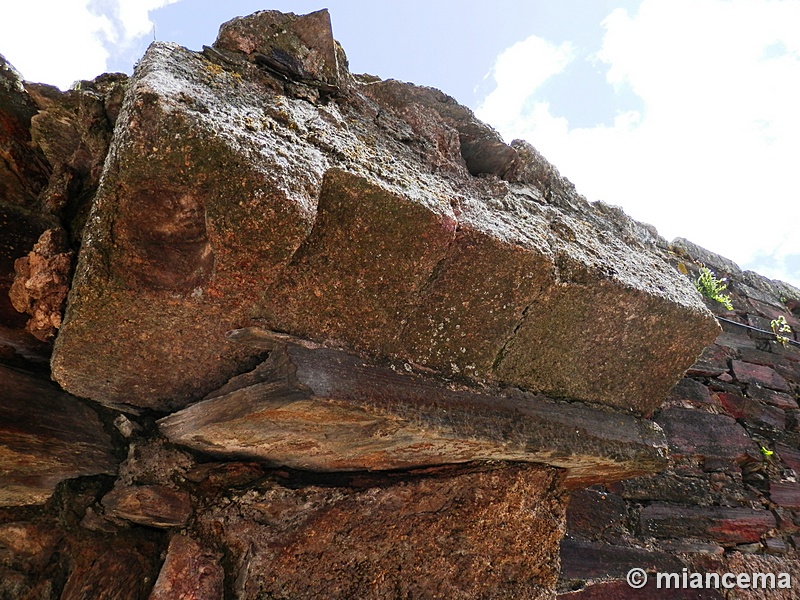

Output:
xmin=51 ymin=10 xmax=718 ymax=414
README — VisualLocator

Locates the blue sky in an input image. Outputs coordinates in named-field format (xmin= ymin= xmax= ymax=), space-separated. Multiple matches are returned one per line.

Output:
xmin=2 ymin=0 xmax=798 ymax=288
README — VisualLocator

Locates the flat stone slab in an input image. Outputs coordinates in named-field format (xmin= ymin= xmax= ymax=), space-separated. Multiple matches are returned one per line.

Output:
xmin=51 ymin=11 xmax=718 ymax=413
xmin=160 ymin=330 xmax=667 ymax=484
xmin=0 ymin=365 xmax=117 ymax=506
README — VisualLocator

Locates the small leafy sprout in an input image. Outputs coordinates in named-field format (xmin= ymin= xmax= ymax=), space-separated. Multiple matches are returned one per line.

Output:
xmin=695 ymin=266 xmax=733 ymax=310
xmin=771 ymin=315 xmax=792 ymax=346
xmin=761 ymin=446 xmax=774 ymax=459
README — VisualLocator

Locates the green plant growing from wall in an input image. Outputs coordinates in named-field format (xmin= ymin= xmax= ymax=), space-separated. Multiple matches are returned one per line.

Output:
xmin=761 ymin=446 xmax=774 ymax=460
xmin=695 ymin=267 xmax=733 ymax=310
xmin=771 ymin=315 xmax=792 ymax=346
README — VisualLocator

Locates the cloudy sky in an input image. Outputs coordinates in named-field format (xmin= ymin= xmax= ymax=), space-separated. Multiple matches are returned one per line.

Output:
xmin=2 ymin=0 xmax=798 ymax=287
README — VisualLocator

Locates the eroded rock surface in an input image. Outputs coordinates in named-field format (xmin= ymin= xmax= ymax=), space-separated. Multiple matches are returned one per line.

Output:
xmin=50 ymin=10 xmax=717 ymax=414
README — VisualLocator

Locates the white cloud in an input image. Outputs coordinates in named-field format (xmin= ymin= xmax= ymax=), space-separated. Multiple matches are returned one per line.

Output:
xmin=0 ymin=0 xmax=180 ymax=89
xmin=476 ymin=0 xmax=800 ymax=287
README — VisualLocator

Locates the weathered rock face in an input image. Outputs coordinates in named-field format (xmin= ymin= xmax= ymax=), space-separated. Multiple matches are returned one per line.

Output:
xmin=50 ymin=9 xmax=717 ymax=413
xmin=6 ymin=8 xmax=800 ymax=600
xmin=557 ymin=249 xmax=800 ymax=597
xmin=196 ymin=463 xmax=566 ymax=600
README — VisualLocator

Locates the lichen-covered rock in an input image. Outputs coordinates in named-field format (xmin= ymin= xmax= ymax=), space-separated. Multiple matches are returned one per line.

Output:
xmin=51 ymin=9 xmax=718 ymax=414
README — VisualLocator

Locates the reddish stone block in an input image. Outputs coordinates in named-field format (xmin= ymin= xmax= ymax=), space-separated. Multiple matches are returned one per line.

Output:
xmin=640 ymin=504 xmax=776 ymax=544
xmin=731 ymin=360 xmax=791 ymax=392
xmin=747 ymin=385 xmax=798 ymax=410
xmin=655 ymin=407 xmax=756 ymax=463
xmin=769 ymin=481 xmax=800 ymax=510
xmin=717 ymin=392 xmax=785 ymax=430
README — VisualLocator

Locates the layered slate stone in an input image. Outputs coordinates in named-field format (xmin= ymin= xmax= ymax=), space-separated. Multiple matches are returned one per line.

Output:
xmin=160 ymin=330 xmax=667 ymax=484
xmin=0 ymin=365 xmax=117 ymax=506
xmin=51 ymin=10 xmax=718 ymax=413
xmin=640 ymin=504 xmax=776 ymax=545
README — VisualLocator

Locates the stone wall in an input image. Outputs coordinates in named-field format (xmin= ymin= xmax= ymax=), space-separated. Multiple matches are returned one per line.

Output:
xmin=1 ymin=9 xmax=799 ymax=600
xmin=559 ymin=243 xmax=800 ymax=599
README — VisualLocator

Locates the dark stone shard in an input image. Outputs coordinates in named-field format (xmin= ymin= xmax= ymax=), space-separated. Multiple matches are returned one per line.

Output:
xmin=161 ymin=332 xmax=667 ymax=485
xmin=732 ymin=359 xmax=791 ymax=392
xmin=639 ymin=503 xmax=776 ymax=544
xmin=101 ymin=484 xmax=192 ymax=528
xmin=0 ymin=365 xmax=117 ymax=506
xmin=59 ymin=532 xmax=162 ymax=600
xmin=777 ymin=443 xmax=800 ymax=473
xmin=686 ymin=343 xmax=731 ymax=377
xmin=655 ymin=406 xmax=756 ymax=464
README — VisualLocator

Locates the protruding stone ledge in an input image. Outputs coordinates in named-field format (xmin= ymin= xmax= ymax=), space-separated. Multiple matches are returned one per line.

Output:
xmin=159 ymin=329 xmax=667 ymax=485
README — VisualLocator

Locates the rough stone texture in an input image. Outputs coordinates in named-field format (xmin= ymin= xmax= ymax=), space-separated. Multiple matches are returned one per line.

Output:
xmin=59 ymin=532 xmax=163 ymax=600
xmin=732 ymin=360 xmax=792 ymax=393
xmin=0 ymin=364 xmax=117 ymax=506
xmin=25 ymin=74 xmax=126 ymax=233
xmin=148 ymin=534 xmax=224 ymax=600
xmin=50 ymin=10 xmax=718 ymax=413
xmin=9 ymin=227 xmax=72 ymax=341
xmin=196 ymin=463 xmax=566 ymax=600
xmin=5 ymin=9 xmax=800 ymax=600
xmin=655 ymin=407 xmax=757 ymax=464
xmin=160 ymin=333 xmax=667 ymax=484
